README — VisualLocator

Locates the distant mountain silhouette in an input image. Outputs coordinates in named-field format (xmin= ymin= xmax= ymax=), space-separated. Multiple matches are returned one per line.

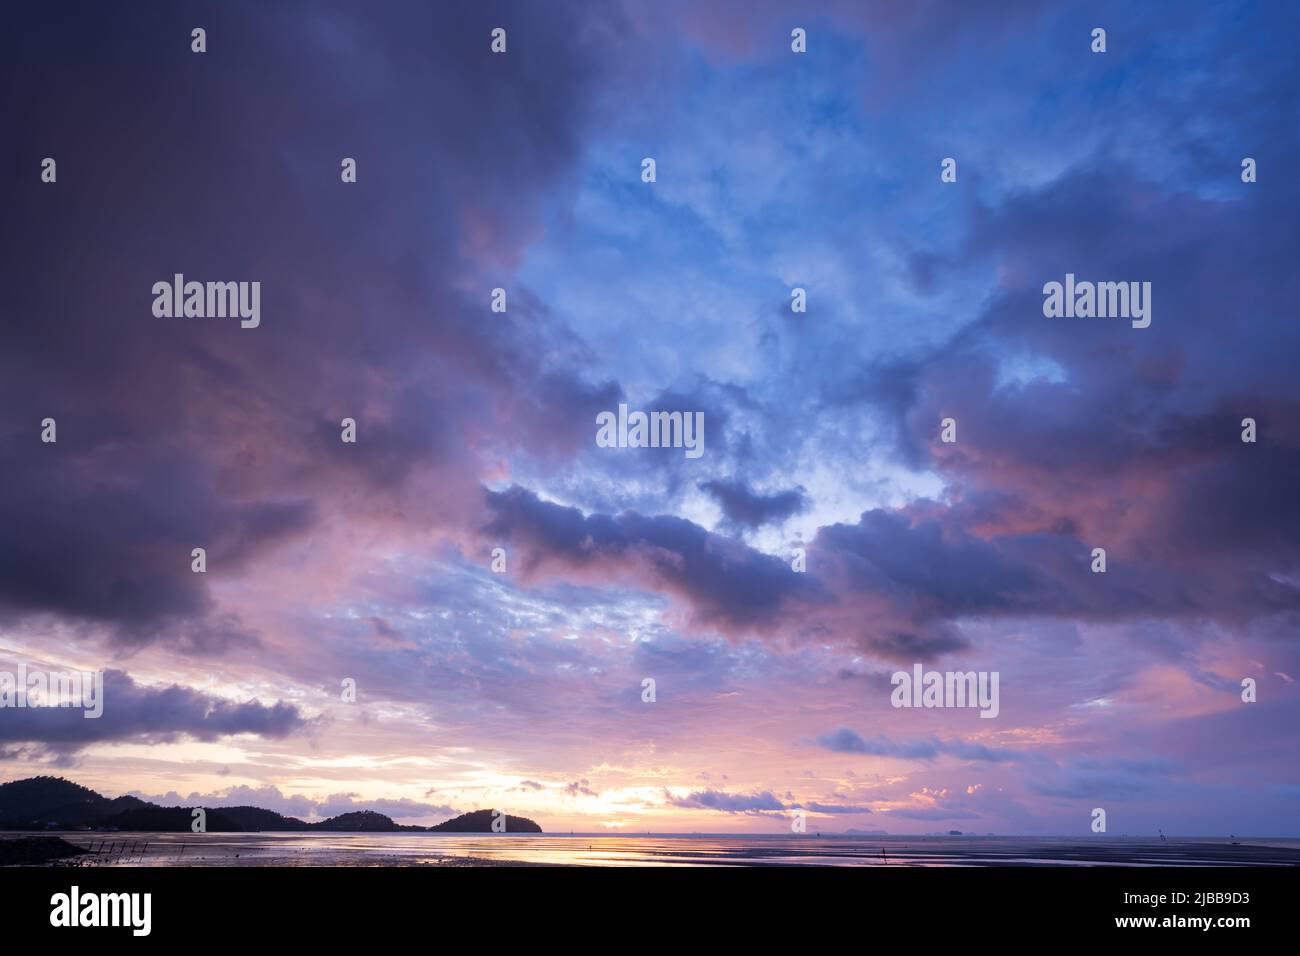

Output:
xmin=0 ymin=776 xmax=149 ymax=828
xmin=0 ymin=776 xmax=541 ymax=833
xmin=429 ymin=809 xmax=542 ymax=833
xmin=217 ymin=805 xmax=310 ymax=832
xmin=107 ymin=805 xmax=244 ymax=832
xmin=311 ymin=810 xmax=425 ymax=832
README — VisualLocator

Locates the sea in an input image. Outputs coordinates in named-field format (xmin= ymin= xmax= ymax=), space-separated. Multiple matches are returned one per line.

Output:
xmin=28 ymin=832 xmax=1300 ymax=867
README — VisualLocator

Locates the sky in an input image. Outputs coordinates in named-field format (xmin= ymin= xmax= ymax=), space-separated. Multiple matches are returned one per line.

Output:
xmin=1 ymin=0 xmax=1298 ymax=836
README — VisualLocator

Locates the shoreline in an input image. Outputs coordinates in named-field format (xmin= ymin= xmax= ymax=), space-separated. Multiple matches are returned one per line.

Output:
xmin=5 ymin=832 xmax=1299 ymax=868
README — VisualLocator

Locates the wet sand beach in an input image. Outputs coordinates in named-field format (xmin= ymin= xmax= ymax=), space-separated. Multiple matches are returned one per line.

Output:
xmin=6 ymin=832 xmax=1299 ymax=867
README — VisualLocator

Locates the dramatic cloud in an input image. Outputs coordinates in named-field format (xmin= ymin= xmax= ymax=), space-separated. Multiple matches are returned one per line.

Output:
xmin=2 ymin=0 xmax=1297 ymax=836
xmin=699 ymin=478 xmax=809 ymax=529
xmin=0 ymin=670 xmax=309 ymax=750
xmin=484 ymin=485 xmax=817 ymax=633
xmin=0 ymin=0 xmax=630 ymax=653
xmin=668 ymin=789 xmax=787 ymax=813
xmin=815 ymin=729 xmax=1018 ymax=763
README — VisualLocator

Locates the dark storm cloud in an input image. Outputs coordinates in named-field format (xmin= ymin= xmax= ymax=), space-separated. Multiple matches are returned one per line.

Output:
xmin=667 ymin=789 xmax=786 ymax=813
xmin=810 ymin=496 xmax=1300 ymax=656
xmin=815 ymin=728 xmax=1018 ymax=763
xmin=484 ymin=485 xmax=817 ymax=632
xmin=484 ymin=439 xmax=1300 ymax=665
xmin=818 ymin=508 xmax=1052 ymax=614
xmin=484 ymin=471 xmax=1297 ymax=663
xmin=699 ymin=478 xmax=808 ymax=529
xmin=836 ymin=668 xmax=898 ymax=692
xmin=0 ymin=1 xmax=630 ymax=648
xmin=811 ymin=140 xmax=1300 ymax=644
xmin=566 ymin=379 xmax=749 ymax=516
xmin=1028 ymin=757 xmax=1183 ymax=800
xmin=798 ymin=802 xmax=874 ymax=815
xmin=668 ymin=787 xmax=876 ymax=816
xmin=0 ymin=669 xmax=309 ymax=750
xmin=857 ymin=632 xmax=971 ymax=663
xmin=0 ymin=448 xmax=311 ymax=648
xmin=909 ymin=161 xmax=1300 ymax=489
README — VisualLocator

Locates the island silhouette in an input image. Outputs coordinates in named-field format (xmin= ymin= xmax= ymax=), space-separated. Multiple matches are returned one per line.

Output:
xmin=0 ymin=776 xmax=541 ymax=833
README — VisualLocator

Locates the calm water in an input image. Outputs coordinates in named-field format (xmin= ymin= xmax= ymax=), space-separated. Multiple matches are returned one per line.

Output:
xmin=35 ymin=833 xmax=1300 ymax=867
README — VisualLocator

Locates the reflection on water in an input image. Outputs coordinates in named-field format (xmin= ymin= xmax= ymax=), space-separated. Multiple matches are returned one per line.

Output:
xmin=41 ymin=833 xmax=1300 ymax=867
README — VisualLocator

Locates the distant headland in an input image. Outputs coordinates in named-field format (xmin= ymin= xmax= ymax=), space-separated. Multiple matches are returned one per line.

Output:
xmin=0 ymin=776 xmax=542 ymax=834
